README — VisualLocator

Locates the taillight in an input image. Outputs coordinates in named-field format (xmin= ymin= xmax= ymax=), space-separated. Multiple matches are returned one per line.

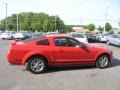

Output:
xmin=16 ymin=42 xmax=24 ymax=45
xmin=11 ymin=40 xmax=16 ymax=45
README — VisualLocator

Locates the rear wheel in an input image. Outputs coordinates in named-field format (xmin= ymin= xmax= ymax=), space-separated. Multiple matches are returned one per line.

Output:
xmin=96 ymin=55 xmax=109 ymax=69
xmin=26 ymin=56 xmax=47 ymax=74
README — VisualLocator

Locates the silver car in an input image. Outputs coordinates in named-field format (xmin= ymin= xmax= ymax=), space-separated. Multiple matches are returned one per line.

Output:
xmin=0 ymin=31 xmax=15 ymax=40
xmin=107 ymin=34 xmax=120 ymax=47
xmin=68 ymin=32 xmax=88 ymax=43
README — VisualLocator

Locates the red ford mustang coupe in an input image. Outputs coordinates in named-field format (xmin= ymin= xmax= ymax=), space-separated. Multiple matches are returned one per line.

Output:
xmin=7 ymin=35 xmax=113 ymax=74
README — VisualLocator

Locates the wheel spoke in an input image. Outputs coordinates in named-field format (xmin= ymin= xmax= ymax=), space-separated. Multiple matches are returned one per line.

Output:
xmin=30 ymin=58 xmax=44 ymax=72
xmin=98 ymin=56 xmax=109 ymax=68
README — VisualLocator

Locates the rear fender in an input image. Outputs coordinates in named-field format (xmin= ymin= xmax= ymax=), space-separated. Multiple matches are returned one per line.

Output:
xmin=21 ymin=51 xmax=49 ymax=65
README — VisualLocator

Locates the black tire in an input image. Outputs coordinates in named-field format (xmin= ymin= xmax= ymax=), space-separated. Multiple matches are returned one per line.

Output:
xmin=96 ymin=55 xmax=109 ymax=69
xmin=11 ymin=36 xmax=13 ymax=40
xmin=26 ymin=56 xmax=47 ymax=74
xmin=107 ymin=40 xmax=110 ymax=45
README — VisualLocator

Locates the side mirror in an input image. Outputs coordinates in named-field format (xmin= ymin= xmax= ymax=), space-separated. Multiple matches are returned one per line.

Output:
xmin=79 ymin=44 xmax=87 ymax=48
xmin=75 ymin=44 xmax=86 ymax=48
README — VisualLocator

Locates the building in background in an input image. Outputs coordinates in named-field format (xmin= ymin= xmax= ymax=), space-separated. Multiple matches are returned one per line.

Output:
xmin=72 ymin=26 xmax=89 ymax=33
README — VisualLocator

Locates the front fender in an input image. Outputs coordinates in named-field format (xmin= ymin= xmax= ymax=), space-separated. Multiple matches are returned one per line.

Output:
xmin=95 ymin=51 xmax=112 ymax=61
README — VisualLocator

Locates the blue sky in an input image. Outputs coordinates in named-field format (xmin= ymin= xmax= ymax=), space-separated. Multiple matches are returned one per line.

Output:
xmin=0 ymin=0 xmax=120 ymax=27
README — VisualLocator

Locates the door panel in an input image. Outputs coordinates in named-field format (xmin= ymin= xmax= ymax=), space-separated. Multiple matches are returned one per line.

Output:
xmin=52 ymin=46 xmax=92 ymax=62
xmin=52 ymin=37 xmax=94 ymax=63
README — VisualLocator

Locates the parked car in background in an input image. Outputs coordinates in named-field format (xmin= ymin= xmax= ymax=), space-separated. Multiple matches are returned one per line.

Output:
xmin=7 ymin=35 xmax=113 ymax=74
xmin=46 ymin=32 xmax=59 ymax=35
xmin=0 ymin=31 xmax=15 ymax=40
xmin=85 ymin=33 xmax=96 ymax=43
xmin=0 ymin=30 xmax=3 ymax=35
xmin=32 ymin=32 xmax=45 ymax=38
xmin=95 ymin=34 xmax=107 ymax=42
xmin=107 ymin=34 xmax=120 ymax=47
xmin=69 ymin=32 xmax=88 ymax=43
xmin=13 ymin=32 xmax=31 ymax=40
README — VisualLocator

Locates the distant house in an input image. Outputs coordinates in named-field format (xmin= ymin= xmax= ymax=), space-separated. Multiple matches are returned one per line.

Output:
xmin=72 ymin=26 xmax=89 ymax=33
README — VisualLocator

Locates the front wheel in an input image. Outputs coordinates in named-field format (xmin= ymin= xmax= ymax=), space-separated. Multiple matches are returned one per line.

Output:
xmin=96 ymin=55 xmax=109 ymax=69
xmin=26 ymin=56 xmax=47 ymax=74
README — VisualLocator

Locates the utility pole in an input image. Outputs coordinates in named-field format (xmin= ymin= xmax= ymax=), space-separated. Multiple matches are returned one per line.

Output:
xmin=4 ymin=3 xmax=7 ymax=31
xmin=55 ymin=16 xmax=57 ymax=32
xmin=104 ymin=6 xmax=109 ymax=34
xmin=16 ymin=14 xmax=18 ymax=32
xmin=80 ymin=17 xmax=83 ymax=31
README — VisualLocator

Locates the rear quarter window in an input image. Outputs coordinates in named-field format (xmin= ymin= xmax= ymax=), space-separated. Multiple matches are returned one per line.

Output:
xmin=36 ymin=39 xmax=49 ymax=45
xmin=22 ymin=36 xmax=46 ymax=43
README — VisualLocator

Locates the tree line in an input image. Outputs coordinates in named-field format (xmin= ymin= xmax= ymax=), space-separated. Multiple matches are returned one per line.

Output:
xmin=83 ymin=23 xmax=112 ymax=33
xmin=0 ymin=12 xmax=113 ymax=33
xmin=0 ymin=12 xmax=72 ymax=33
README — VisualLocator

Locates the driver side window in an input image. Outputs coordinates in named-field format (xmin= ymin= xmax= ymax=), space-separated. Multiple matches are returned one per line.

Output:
xmin=68 ymin=38 xmax=80 ymax=46
xmin=54 ymin=37 xmax=80 ymax=47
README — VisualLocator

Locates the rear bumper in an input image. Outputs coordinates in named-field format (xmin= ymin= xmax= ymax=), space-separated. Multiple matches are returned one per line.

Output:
xmin=7 ymin=53 xmax=23 ymax=65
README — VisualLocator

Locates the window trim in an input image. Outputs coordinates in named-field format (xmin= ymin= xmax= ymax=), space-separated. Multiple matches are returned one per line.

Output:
xmin=54 ymin=37 xmax=80 ymax=47
xmin=36 ymin=39 xmax=50 ymax=45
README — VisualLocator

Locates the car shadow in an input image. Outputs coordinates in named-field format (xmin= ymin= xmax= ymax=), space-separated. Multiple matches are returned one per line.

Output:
xmin=107 ymin=58 xmax=120 ymax=68
xmin=108 ymin=44 xmax=120 ymax=48
xmin=46 ymin=66 xmax=95 ymax=74
xmin=45 ymin=58 xmax=120 ymax=73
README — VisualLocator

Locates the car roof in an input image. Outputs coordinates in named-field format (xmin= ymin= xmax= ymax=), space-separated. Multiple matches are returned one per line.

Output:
xmin=116 ymin=34 xmax=120 ymax=37
xmin=46 ymin=34 xmax=69 ymax=38
xmin=70 ymin=32 xmax=84 ymax=34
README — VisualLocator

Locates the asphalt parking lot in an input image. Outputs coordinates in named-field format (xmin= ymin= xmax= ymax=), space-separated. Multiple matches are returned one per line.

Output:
xmin=0 ymin=39 xmax=120 ymax=90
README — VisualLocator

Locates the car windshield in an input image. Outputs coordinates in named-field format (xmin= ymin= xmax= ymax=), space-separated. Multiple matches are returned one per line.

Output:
xmin=118 ymin=34 xmax=120 ymax=37
xmin=15 ymin=33 xmax=23 ymax=35
xmin=72 ymin=33 xmax=84 ymax=38
xmin=2 ymin=33 xmax=10 ymax=35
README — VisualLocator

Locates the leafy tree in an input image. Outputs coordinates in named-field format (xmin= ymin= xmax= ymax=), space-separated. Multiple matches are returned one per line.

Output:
xmin=105 ymin=22 xmax=112 ymax=32
xmin=8 ymin=23 xmax=14 ymax=30
xmin=87 ymin=24 xmax=95 ymax=32
xmin=0 ymin=12 xmax=65 ymax=33
xmin=19 ymin=23 xmax=29 ymax=30
xmin=0 ymin=23 xmax=5 ymax=30
xmin=64 ymin=25 xmax=72 ymax=33
xmin=43 ymin=19 xmax=50 ymax=32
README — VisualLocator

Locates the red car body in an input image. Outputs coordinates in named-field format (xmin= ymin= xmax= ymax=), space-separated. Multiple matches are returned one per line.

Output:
xmin=7 ymin=35 xmax=113 ymax=68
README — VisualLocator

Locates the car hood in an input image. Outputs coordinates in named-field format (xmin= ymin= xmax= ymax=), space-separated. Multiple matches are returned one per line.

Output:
xmin=86 ymin=44 xmax=109 ymax=51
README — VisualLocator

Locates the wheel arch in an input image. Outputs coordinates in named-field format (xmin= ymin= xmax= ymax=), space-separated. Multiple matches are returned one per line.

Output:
xmin=96 ymin=53 xmax=111 ymax=62
xmin=22 ymin=53 xmax=49 ymax=65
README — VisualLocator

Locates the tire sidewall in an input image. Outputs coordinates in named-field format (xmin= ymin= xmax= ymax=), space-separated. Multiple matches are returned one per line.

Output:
xmin=96 ymin=55 xmax=109 ymax=69
xmin=27 ymin=56 xmax=47 ymax=74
